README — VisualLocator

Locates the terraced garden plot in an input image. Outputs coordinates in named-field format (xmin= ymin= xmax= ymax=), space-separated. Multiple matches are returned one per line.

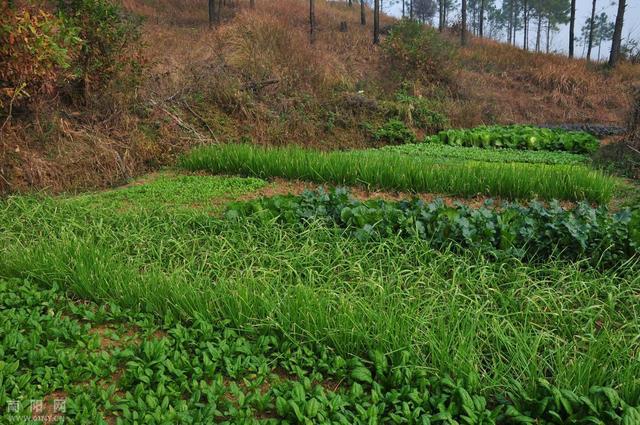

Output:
xmin=179 ymin=144 xmax=618 ymax=203
xmin=2 ymin=175 xmax=640 ymax=419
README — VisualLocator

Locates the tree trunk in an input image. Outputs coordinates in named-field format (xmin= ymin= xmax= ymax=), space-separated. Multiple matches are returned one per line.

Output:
xmin=373 ymin=0 xmax=380 ymax=44
xmin=208 ymin=0 xmax=215 ymax=27
xmin=609 ymin=0 xmax=625 ymax=66
xmin=310 ymin=0 xmax=316 ymax=44
xmin=461 ymin=0 xmax=467 ymax=45
xmin=587 ymin=0 xmax=596 ymax=61
xmin=402 ymin=0 xmax=405 ymax=17
xmin=217 ymin=0 xmax=223 ymax=23
xmin=360 ymin=0 xmax=366 ymax=25
xmin=569 ymin=0 xmax=576 ymax=58
xmin=597 ymin=41 xmax=602 ymax=61
xmin=472 ymin=4 xmax=477 ymax=35
xmin=438 ymin=0 xmax=444 ymax=31
xmin=349 ymin=0 xmax=353 ymax=7
xmin=535 ymin=14 xmax=541 ymax=52
xmin=250 ymin=0 xmax=255 ymax=7
xmin=546 ymin=17 xmax=551 ymax=53
xmin=507 ymin=0 xmax=512 ymax=44
xmin=523 ymin=0 xmax=528 ymax=50
xmin=479 ymin=0 xmax=485 ymax=38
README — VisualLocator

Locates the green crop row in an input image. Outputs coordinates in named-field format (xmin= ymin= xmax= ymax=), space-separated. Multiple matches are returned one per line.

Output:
xmin=425 ymin=125 xmax=601 ymax=154
xmin=179 ymin=144 xmax=617 ymax=203
xmin=2 ymin=277 xmax=639 ymax=423
xmin=226 ymin=188 xmax=640 ymax=266
xmin=377 ymin=143 xmax=590 ymax=165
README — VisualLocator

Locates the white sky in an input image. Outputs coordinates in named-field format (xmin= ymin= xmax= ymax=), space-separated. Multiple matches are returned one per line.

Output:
xmin=386 ymin=0 xmax=640 ymax=58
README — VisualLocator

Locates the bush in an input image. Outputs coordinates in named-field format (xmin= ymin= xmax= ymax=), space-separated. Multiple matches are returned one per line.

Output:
xmin=1 ymin=0 xmax=142 ymax=112
xmin=373 ymin=119 xmax=416 ymax=144
xmin=382 ymin=19 xmax=454 ymax=84
xmin=57 ymin=0 xmax=143 ymax=102
xmin=0 ymin=5 xmax=80 ymax=112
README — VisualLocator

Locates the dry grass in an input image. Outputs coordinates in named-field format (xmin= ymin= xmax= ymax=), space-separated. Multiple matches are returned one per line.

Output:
xmin=456 ymin=38 xmax=639 ymax=125
xmin=2 ymin=0 xmax=639 ymax=194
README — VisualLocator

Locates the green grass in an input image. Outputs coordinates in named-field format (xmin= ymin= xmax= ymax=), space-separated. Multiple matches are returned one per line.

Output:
xmin=179 ymin=144 xmax=618 ymax=203
xmin=66 ymin=173 xmax=266 ymax=213
xmin=4 ymin=277 xmax=638 ymax=423
xmin=377 ymin=143 xmax=590 ymax=165
xmin=2 ymin=175 xmax=639 ymax=407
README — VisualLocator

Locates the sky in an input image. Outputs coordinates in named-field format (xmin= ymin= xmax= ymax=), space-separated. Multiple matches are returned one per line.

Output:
xmin=386 ymin=0 xmax=640 ymax=58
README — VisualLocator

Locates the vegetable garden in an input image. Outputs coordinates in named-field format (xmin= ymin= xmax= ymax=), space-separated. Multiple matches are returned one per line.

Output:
xmin=1 ymin=125 xmax=639 ymax=423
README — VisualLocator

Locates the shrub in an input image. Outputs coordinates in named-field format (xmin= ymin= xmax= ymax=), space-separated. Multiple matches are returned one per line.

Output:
xmin=56 ymin=0 xmax=143 ymax=102
xmin=373 ymin=119 xmax=416 ymax=144
xmin=382 ymin=19 xmax=454 ymax=84
xmin=386 ymin=92 xmax=449 ymax=133
xmin=0 ymin=5 xmax=80 ymax=112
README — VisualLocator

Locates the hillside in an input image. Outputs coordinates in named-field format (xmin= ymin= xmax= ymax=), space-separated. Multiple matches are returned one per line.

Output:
xmin=3 ymin=2 xmax=640 ymax=422
xmin=1 ymin=0 xmax=639 ymax=193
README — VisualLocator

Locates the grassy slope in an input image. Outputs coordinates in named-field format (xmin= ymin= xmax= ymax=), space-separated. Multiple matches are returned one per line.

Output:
xmin=2 ymin=0 xmax=639 ymax=194
xmin=2 ymin=175 xmax=639 ymax=407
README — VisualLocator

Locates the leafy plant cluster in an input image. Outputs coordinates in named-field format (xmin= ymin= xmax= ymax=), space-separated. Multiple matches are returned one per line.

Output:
xmin=2 ymin=277 xmax=640 ymax=424
xmin=378 ymin=143 xmax=590 ymax=165
xmin=226 ymin=188 xmax=640 ymax=265
xmin=372 ymin=119 xmax=417 ymax=144
xmin=1 ymin=0 xmax=142 ymax=112
xmin=426 ymin=125 xmax=601 ymax=154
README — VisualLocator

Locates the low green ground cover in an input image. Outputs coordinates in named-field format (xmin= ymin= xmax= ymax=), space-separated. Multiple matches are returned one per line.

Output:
xmin=1 ymin=175 xmax=639 ymax=413
xmin=179 ymin=144 xmax=617 ymax=203
xmin=377 ymin=143 xmax=590 ymax=165
xmin=68 ymin=174 xmax=266 ymax=213
xmin=226 ymin=188 xmax=640 ymax=266
xmin=2 ymin=277 xmax=639 ymax=423
xmin=425 ymin=126 xmax=600 ymax=154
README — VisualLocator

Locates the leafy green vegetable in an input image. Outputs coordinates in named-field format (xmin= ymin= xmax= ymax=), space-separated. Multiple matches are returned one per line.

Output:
xmin=426 ymin=125 xmax=601 ymax=154
xmin=372 ymin=119 xmax=417 ymax=144
xmin=226 ymin=187 xmax=639 ymax=266
xmin=2 ymin=277 xmax=639 ymax=423
xmin=377 ymin=143 xmax=590 ymax=165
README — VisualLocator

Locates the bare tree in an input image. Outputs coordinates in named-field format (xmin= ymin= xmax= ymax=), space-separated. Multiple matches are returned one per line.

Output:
xmin=361 ymin=0 xmax=367 ymax=25
xmin=608 ymin=0 xmax=625 ymax=66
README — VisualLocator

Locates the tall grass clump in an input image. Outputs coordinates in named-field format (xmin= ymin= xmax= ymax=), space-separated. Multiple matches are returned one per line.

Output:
xmin=179 ymin=144 xmax=618 ymax=203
